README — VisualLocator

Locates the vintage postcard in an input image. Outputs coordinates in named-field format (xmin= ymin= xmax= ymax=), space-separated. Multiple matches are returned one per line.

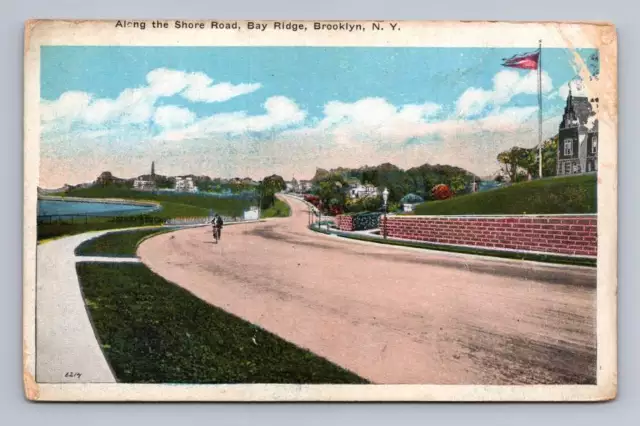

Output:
xmin=23 ymin=20 xmax=617 ymax=401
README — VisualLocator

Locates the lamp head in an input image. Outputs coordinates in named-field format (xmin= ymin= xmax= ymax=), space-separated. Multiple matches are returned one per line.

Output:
xmin=382 ymin=187 xmax=389 ymax=204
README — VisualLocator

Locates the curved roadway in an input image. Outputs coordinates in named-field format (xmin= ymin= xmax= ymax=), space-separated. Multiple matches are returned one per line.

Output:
xmin=138 ymin=195 xmax=596 ymax=385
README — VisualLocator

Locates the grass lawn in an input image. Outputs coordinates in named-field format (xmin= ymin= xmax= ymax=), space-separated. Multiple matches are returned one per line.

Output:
xmin=260 ymin=199 xmax=291 ymax=218
xmin=415 ymin=174 xmax=596 ymax=215
xmin=75 ymin=228 xmax=170 ymax=257
xmin=76 ymin=262 xmax=368 ymax=384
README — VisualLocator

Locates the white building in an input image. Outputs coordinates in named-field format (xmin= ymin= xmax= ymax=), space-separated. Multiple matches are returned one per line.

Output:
xmin=175 ymin=176 xmax=197 ymax=193
xmin=133 ymin=178 xmax=156 ymax=191
xmin=299 ymin=180 xmax=313 ymax=192
xmin=349 ymin=184 xmax=379 ymax=199
xmin=244 ymin=206 xmax=260 ymax=220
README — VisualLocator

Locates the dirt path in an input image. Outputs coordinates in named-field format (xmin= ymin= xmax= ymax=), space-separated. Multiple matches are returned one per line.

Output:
xmin=137 ymin=195 xmax=597 ymax=384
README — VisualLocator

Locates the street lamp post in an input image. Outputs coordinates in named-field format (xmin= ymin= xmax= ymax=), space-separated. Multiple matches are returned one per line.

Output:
xmin=382 ymin=187 xmax=389 ymax=239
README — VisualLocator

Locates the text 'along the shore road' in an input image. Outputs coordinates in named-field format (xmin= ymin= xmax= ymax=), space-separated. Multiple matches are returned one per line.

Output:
xmin=114 ymin=21 xmax=401 ymax=33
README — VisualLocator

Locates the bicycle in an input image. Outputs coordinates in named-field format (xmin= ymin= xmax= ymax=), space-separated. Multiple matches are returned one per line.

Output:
xmin=212 ymin=225 xmax=221 ymax=244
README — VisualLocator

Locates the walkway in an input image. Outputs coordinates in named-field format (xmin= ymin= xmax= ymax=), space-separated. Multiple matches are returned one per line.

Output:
xmin=36 ymin=230 xmax=143 ymax=383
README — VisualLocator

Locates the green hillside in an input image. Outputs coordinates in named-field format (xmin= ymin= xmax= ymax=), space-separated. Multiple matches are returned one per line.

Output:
xmin=414 ymin=174 xmax=596 ymax=215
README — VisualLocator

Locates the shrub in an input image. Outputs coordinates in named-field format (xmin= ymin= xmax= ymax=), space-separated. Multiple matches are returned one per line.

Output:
xmin=345 ymin=195 xmax=383 ymax=214
xmin=351 ymin=212 xmax=381 ymax=231
xmin=431 ymin=184 xmax=453 ymax=200
xmin=399 ymin=193 xmax=424 ymax=204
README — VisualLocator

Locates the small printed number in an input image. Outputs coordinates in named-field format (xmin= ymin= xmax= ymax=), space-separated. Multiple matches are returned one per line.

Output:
xmin=65 ymin=372 xmax=82 ymax=379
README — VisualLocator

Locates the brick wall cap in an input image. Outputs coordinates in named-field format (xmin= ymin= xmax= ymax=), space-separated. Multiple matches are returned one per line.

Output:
xmin=390 ymin=213 xmax=597 ymax=219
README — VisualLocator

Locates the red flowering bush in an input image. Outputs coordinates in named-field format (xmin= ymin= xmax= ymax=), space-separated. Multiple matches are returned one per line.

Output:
xmin=329 ymin=205 xmax=344 ymax=215
xmin=303 ymin=194 xmax=321 ymax=207
xmin=431 ymin=184 xmax=453 ymax=200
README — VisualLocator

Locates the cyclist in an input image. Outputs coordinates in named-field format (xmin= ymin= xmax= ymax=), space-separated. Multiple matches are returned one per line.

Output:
xmin=211 ymin=213 xmax=224 ymax=242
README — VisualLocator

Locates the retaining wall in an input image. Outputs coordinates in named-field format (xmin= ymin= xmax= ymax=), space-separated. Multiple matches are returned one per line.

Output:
xmin=379 ymin=214 xmax=597 ymax=257
xmin=336 ymin=215 xmax=354 ymax=231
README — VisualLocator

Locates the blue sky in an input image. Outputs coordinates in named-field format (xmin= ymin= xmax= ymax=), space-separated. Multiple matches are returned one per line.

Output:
xmin=39 ymin=46 xmax=598 ymax=187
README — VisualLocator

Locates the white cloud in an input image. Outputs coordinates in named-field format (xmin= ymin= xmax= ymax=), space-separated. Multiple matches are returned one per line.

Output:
xmin=456 ymin=70 xmax=552 ymax=117
xmin=319 ymin=97 xmax=441 ymax=130
xmin=182 ymin=73 xmax=262 ymax=103
xmin=158 ymin=96 xmax=306 ymax=141
xmin=554 ymin=79 xmax=589 ymax=99
xmin=40 ymin=91 xmax=92 ymax=127
xmin=41 ymin=68 xmax=261 ymax=131
xmin=146 ymin=68 xmax=190 ymax=97
xmin=146 ymin=68 xmax=262 ymax=103
xmin=456 ymin=88 xmax=493 ymax=117
xmin=153 ymin=105 xmax=196 ymax=129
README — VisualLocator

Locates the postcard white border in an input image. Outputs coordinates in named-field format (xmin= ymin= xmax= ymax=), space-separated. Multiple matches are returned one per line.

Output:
xmin=23 ymin=19 xmax=617 ymax=402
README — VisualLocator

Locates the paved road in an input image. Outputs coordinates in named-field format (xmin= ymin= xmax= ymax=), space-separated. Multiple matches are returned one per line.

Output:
xmin=138 ymin=195 xmax=597 ymax=385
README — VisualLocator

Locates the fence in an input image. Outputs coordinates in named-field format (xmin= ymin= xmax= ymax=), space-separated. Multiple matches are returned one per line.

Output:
xmin=37 ymin=213 xmax=165 ymax=225
xmin=163 ymin=215 xmax=250 ymax=226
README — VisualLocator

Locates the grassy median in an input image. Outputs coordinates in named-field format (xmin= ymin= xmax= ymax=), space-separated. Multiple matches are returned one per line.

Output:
xmin=77 ymin=262 xmax=368 ymax=384
xmin=260 ymin=199 xmax=291 ymax=218
xmin=75 ymin=228 xmax=170 ymax=257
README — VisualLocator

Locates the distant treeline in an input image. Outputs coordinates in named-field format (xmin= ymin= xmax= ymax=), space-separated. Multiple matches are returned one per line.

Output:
xmin=311 ymin=162 xmax=480 ymax=203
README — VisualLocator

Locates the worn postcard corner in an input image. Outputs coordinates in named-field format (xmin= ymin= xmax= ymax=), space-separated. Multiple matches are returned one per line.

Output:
xmin=23 ymin=19 xmax=617 ymax=402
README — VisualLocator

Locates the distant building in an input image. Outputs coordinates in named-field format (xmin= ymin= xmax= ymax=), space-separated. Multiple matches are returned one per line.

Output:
xmin=299 ymin=180 xmax=313 ymax=192
xmin=175 ymin=176 xmax=197 ymax=193
xmin=349 ymin=183 xmax=379 ymax=199
xmin=133 ymin=178 xmax=156 ymax=191
xmin=132 ymin=162 xmax=157 ymax=191
xmin=557 ymin=87 xmax=599 ymax=175
xmin=286 ymin=177 xmax=300 ymax=192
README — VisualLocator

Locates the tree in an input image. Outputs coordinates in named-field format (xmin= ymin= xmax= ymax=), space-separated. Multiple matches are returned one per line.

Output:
xmin=497 ymin=147 xmax=531 ymax=183
xmin=449 ymin=175 xmax=468 ymax=194
xmin=258 ymin=174 xmax=286 ymax=209
xmin=317 ymin=173 xmax=348 ymax=213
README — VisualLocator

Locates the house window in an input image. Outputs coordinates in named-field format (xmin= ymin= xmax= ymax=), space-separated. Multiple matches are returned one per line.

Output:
xmin=564 ymin=138 xmax=573 ymax=156
xmin=564 ymin=162 xmax=571 ymax=174
xmin=592 ymin=136 xmax=598 ymax=154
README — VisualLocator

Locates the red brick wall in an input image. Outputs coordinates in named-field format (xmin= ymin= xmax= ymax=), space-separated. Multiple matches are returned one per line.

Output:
xmin=336 ymin=215 xmax=354 ymax=231
xmin=380 ymin=215 xmax=597 ymax=257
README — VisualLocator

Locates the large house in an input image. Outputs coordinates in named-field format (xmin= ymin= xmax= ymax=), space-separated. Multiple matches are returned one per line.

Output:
xmin=557 ymin=87 xmax=598 ymax=175
xmin=175 ymin=176 xmax=197 ymax=193
xmin=349 ymin=183 xmax=379 ymax=199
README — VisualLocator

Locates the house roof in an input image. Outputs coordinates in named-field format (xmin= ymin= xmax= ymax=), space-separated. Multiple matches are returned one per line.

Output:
xmin=571 ymin=96 xmax=595 ymax=125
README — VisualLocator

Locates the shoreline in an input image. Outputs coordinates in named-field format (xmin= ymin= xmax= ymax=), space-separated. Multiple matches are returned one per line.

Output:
xmin=38 ymin=195 xmax=160 ymax=209
xmin=38 ymin=195 xmax=162 ymax=217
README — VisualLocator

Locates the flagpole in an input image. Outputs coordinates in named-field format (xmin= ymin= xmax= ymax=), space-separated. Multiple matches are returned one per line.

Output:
xmin=538 ymin=40 xmax=543 ymax=179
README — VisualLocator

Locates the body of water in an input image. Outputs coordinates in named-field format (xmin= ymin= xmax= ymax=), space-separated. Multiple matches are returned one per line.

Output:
xmin=38 ymin=199 xmax=159 ymax=217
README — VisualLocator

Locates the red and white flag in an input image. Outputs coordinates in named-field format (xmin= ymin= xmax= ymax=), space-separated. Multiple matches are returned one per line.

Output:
xmin=501 ymin=50 xmax=540 ymax=70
